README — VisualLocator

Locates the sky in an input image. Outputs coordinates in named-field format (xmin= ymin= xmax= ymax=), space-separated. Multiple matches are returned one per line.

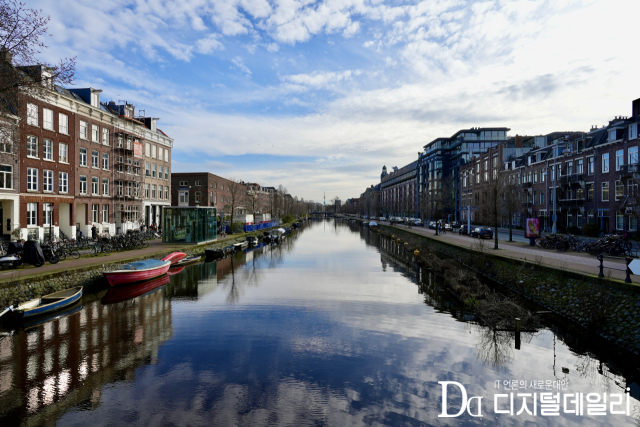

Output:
xmin=30 ymin=0 xmax=640 ymax=203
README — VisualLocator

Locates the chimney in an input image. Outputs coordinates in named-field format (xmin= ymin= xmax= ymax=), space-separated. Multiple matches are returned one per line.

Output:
xmin=633 ymin=98 xmax=640 ymax=117
xmin=515 ymin=135 xmax=523 ymax=148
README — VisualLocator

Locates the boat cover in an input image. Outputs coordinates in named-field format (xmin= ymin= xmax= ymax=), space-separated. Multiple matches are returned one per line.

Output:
xmin=121 ymin=259 xmax=168 ymax=271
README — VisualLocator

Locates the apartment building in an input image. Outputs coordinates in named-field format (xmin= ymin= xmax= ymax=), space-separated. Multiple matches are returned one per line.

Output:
xmin=171 ymin=172 xmax=245 ymax=217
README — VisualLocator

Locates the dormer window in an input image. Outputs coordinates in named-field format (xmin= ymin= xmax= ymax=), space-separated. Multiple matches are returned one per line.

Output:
xmin=609 ymin=129 xmax=617 ymax=142
xmin=630 ymin=123 xmax=638 ymax=140
xmin=91 ymin=92 xmax=100 ymax=107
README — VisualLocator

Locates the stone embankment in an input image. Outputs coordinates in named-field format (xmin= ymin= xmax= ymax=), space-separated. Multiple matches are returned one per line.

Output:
xmin=377 ymin=224 xmax=640 ymax=356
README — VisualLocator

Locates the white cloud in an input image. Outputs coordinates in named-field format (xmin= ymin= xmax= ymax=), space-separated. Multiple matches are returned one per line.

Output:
xmin=196 ymin=34 xmax=225 ymax=54
xmin=231 ymin=56 xmax=253 ymax=76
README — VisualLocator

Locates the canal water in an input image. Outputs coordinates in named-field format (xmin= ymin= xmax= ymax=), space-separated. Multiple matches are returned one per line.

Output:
xmin=1 ymin=219 xmax=638 ymax=426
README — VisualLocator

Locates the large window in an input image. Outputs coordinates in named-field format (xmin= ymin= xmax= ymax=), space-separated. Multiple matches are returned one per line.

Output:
xmin=630 ymin=123 xmax=638 ymax=140
xmin=43 ymin=139 xmax=53 ymax=161
xmin=631 ymin=217 xmax=638 ymax=232
xmin=27 ymin=168 xmax=38 ymax=191
xmin=92 ymin=204 xmax=99 ymax=223
xmin=602 ymin=182 xmax=609 ymax=201
xmin=616 ymin=149 xmax=624 ymax=171
xmin=629 ymin=146 xmax=638 ymax=165
xmin=145 ymin=184 xmax=150 ymax=198
xmin=92 ymin=177 xmax=99 ymax=195
xmin=92 ymin=125 xmax=99 ymax=142
xmin=164 ymin=166 xmax=169 ymax=180
xmin=102 ymin=205 xmax=109 ymax=223
xmin=617 ymin=212 xmax=624 ymax=230
xmin=541 ymin=168 xmax=546 ymax=182
xmin=43 ymin=170 xmax=53 ymax=192
xmin=27 ymin=135 xmax=38 ymax=158
xmin=102 ymin=153 xmax=109 ymax=170
xmin=588 ymin=156 xmax=595 ymax=175
xmin=540 ymin=190 xmax=545 ymax=204
xmin=79 ymin=176 xmax=87 ymax=194
xmin=59 ymin=113 xmax=68 ymax=134
xmin=27 ymin=203 xmax=37 ymax=226
xmin=152 ymin=144 xmax=157 ymax=159
xmin=145 ymin=142 xmax=151 ymax=157
xmin=152 ymin=164 xmax=156 ymax=178
xmin=59 ymin=142 xmax=68 ymax=163
xmin=59 ymin=172 xmax=68 ymax=193
xmin=577 ymin=158 xmax=584 ymax=174
xmin=92 ymin=150 xmax=99 ymax=168
xmin=602 ymin=153 xmax=609 ymax=173
xmin=102 ymin=128 xmax=109 ymax=145
xmin=43 ymin=204 xmax=51 ymax=226
xmin=164 ymin=186 xmax=169 ymax=200
xmin=80 ymin=121 xmax=88 ymax=139
xmin=102 ymin=178 xmax=109 ymax=196
xmin=615 ymin=180 xmax=624 ymax=199
xmin=152 ymin=184 xmax=157 ymax=199
xmin=145 ymin=162 xmax=150 ymax=176
xmin=79 ymin=148 xmax=87 ymax=166
xmin=27 ymin=104 xmax=38 ymax=126
xmin=587 ymin=183 xmax=594 ymax=201
xmin=43 ymin=108 xmax=53 ymax=130
xmin=0 ymin=165 xmax=12 ymax=189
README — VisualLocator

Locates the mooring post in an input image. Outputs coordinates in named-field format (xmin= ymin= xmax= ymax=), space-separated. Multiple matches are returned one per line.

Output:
xmin=597 ymin=254 xmax=604 ymax=278
xmin=626 ymin=257 xmax=632 ymax=284
xmin=515 ymin=318 xmax=521 ymax=350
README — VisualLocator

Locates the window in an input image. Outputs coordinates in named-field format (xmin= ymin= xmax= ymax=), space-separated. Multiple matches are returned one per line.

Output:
xmin=42 ymin=204 xmax=52 ymax=225
xmin=92 ymin=125 xmax=99 ymax=142
xmin=59 ymin=172 xmax=68 ymax=193
xmin=195 ymin=181 xmax=201 ymax=186
xmin=59 ymin=142 xmax=68 ymax=163
xmin=43 ymin=170 xmax=53 ymax=192
xmin=91 ymin=177 xmax=98 ymax=195
xmin=540 ymin=190 xmax=545 ymax=204
xmin=567 ymin=212 xmax=573 ymax=228
xmin=27 ymin=203 xmax=37 ymax=226
xmin=102 ymin=178 xmax=109 ymax=196
xmin=152 ymin=164 xmax=156 ymax=178
xmin=577 ymin=214 xmax=583 ymax=228
xmin=616 ymin=149 xmax=624 ymax=171
xmin=602 ymin=182 xmax=609 ymax=201
xmin=116 ymin=181 xmax=123 ymax=196
xmin=0 ymin=165 xmax=12 ymax=189
xmin=615 ymin=180 xmax=624 ymax=199
xmin=152 ymin=184 xmax=157 ymax=199
xmin=27 ymin=104 xmax=38 ymax=126
xmin=152 ymin=145 xmax=157 ymax=159
xmin=59 ymin=113 xmax=68 ymax=134
xmin=533 ymin=191 xmax=537 ymax=204
xmin=79 ymin=176 xmax=87 ymax=194
xmin=27 ymin=135 xmax=38 ymax=157
xmin=630 ymin=123 xmax=638 ymax=140
xmin=92 ymin=204 xmax=99 ymax=223
xmin=102 ymin=205 xmax=109 ymax=223
xmin=179 ymin=191 xmax=187 ymax=204
xmin=609 ymin=129 xmax=617 ymax=142
xmin=164 ymin=166 xmax=169 ymax=180
xmin=145 ymin=142 xmax=151 ymax=157
xmin=541 ymin=168 xmax=546 ymax=182
xmin=631 ymin=217 xmax=637 ymax=232
xmin=179 ymin=181 xmax=187 ymax=186
xmin=567 ymin=161 xmax=573 ymax=175
xmin=80 ymin=121 xmax=88 ymax=139
xmin=43 ymin=108 xmax=53 ymax=130
xmin=533 ymin=171 xmax=538 ymax=183
xmin=145 ymin=184 xmax=150 ymax=198
xmin=43 ymin=139 xmax=53 ymax=160
xmin=587 ymin=183 xmax=594 ymax=201
xmin=145 ymin=162 xmax=150 ymax=176
xmin=164 ymin=186 xmax=169 ymax=200
xmin=577 ymin=159 xmax=584 ymax=174
xmin=617 ymin=212 xmax=624 ymax=230
xmin=588 ymin=211 xmax=595 ymax=224
xmin=79 ymin=148 xmax=87 ymax=166
xmin=164 ymin=148 xmax=169 ymax=162
xmin=90 ymin=150 xmax=98 ymax=168
xmin=102 ymin=153 xmax=109 ymax=170
xmin=27 ymin=168 xmax=38 ymax=191
xmin=221 ymin=185 xmax=224 ymax=190
xmin=602 ymin=153 xmax=609 ymax=173
xmin=629 ymin=146 xmax=638 ymax=165
xmin=588 ymin=156 xmax=595 ymax=175
xmin=102 ymin=128 xmax=109 ymax=145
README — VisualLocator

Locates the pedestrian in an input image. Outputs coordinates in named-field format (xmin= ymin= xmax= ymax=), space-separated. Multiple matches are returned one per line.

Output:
xmin=91 ymin=224 xmax=97 ymax=240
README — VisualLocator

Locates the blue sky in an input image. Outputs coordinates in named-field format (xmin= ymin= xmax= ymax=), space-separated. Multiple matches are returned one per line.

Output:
xmin=31 ymin=0 xmax=640 ymax=202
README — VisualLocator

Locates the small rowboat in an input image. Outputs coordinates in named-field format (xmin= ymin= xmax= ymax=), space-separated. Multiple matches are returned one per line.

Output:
xmin=161 ymin=252 xmax=187 ymax=265
xmin=4 ymin=287 xmax=83 ymax=319
xmin=103 ymin=259 xmax=171 ymax=287
xmin=172 ymin=255 xmax=201 ymax=267
xmin=101 ymin=275 xmax=170 ymax=304
xmin=233 ymin=241 xmax=248 ymax=251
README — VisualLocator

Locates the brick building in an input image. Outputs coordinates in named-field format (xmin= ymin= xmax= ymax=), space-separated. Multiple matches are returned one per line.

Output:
xmin=171 ymin=172 xmax=247 ymax=219
xmin=380 ymin=162 xmax=418 ymax=217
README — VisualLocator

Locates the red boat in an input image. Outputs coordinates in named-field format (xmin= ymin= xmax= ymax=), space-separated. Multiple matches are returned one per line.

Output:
xmin=101 ymin=275 xmax=170 ymax=304
xmin=162 ymin=252 xmax=187 ymax=265
xmin=103 ymin=257 xmax=177 ymax=287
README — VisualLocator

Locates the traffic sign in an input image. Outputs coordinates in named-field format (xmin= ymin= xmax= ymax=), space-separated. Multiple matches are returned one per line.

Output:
xmin=628 ymin=259 xmax=640 ymax=275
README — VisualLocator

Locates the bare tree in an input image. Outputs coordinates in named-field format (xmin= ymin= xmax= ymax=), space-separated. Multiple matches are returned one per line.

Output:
xmin=479 ymin=168 xmax=509 ymax=249
xmin=502 ymin=172 xmax=521 ymax=242
xmin=226 ymin=178 xmax=247 ymax=234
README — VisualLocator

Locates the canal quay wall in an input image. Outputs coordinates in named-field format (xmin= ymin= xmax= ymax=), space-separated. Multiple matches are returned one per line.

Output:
xmin=378 ymin=224 xmax=640 ymax=356
xmin=0 ymin=222 xmax=296 ymax=309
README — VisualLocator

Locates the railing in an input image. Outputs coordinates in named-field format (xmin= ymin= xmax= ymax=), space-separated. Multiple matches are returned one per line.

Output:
xmin=558 ymin=197 xmax=585 ymax=207
xmin=620 ymin=164 xmax=639 ymax=176
xmin=241 ymin=221 xmax=280 ymax=233
xmin=559 ymin=173 xmax=584 ymax=183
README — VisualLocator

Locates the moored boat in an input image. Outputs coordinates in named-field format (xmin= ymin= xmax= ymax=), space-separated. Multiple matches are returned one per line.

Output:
xmin=172 ymin=255 xmax=201 ymax=267
xmin=161 ymin=252 xmax=187 ymax=265
xmin=205 ymin=246 xmax=235 ymax=259
xmin=4 ymin=287 xmax=83 ymax=319
xmin=233 ymin=241 xmax=248 ymax=250
xmin=101 ymin=275 xmax=170 ymax=305
xmin=103 ymin=259 xmax=171 ymax=287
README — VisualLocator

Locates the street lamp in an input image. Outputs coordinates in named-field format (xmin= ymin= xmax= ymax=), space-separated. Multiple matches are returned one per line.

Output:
xmin=552 ymin=140 xmax=572 ymax=234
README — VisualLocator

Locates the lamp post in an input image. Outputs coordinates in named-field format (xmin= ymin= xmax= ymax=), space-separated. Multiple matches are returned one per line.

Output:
xmin=552 ymin=140 xmax=571 ymax=234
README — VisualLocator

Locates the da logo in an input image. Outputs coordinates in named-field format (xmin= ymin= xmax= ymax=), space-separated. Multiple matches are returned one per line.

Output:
xmin=438 ymin=381 xmax=483 ymax=417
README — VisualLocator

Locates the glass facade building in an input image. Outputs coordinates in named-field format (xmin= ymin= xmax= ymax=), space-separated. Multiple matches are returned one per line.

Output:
xmin=162 ymin=207 xmax=217 ymax=244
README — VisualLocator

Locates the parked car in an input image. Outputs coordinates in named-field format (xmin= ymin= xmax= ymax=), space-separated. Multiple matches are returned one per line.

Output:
xmin=413 ymin=219 xmax=423 ymax=226
xmin=428 ymin=221 xmax=437 ymax=229
xmin=451 ymin=221 xmax=461 ymax=229
xmin=444 ymin=223 xmax=452 ymax=231
xmin=471 ymin=227 xmax=493 ymax=239
xmin=459 ymin=225 xmax=472 ymax=235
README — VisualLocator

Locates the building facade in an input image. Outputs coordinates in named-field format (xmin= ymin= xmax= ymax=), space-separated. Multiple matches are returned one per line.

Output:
xmin=380 ymin=161 xmax=418 ymax=217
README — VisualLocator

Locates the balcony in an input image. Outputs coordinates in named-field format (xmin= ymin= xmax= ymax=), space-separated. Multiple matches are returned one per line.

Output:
xmin=522 ymin=182 xmax=532 ymax=188
xmin=558 ymin=197 xmax=585 ymax=208
xmin=559 ymin=173 xmax=584 ymax=185
xmin=619 ymin=164 xmax=639 ymax=178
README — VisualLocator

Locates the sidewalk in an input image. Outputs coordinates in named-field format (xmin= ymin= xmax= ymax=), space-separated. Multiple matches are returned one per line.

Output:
xmin=0 ymin=234 xmax=242 ymax=283
xmin=380 ymin=222 xmax=635 ymax=284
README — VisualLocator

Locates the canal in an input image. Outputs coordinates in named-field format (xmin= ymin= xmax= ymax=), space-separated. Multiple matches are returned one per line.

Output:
xmin=1 ymin=219 xmax=639 ymax=426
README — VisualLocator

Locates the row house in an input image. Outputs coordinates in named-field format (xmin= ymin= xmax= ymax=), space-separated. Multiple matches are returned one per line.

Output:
xmin=171 ymin=172 xmax=246 ymax=217
xmin=379 ymin=162 xmax=418 ymax=217
xmin=7 ymin=65 xmax=173 ymax=240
